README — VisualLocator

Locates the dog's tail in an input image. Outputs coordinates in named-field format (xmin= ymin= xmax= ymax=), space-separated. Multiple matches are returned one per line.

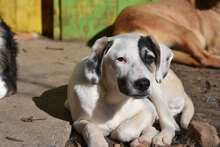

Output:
xmin=180 ymin=93 xmax=194 ymax=129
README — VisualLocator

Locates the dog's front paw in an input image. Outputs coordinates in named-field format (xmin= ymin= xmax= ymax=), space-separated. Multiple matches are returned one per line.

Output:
xmin=110 ymin=128 xmax=138 ymax=142
xmin=152 ymin=130 xmax=174 ymax=147
xmin=130 ymin=138 xmax=151 ymax=147
xmin=0 ymin=79 xmax=8 ymax=99
xmin=130 ymin=126 xmax=159 ymax=147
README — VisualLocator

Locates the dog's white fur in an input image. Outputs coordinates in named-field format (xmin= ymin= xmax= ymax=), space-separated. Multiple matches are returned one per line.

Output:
xmin=0 ymin=35 xmax=7 ymax=99
xmin=0 ymin=77 xmax=8 ymax=99
xmin=65 ymin=34 xmax=194 ymax=147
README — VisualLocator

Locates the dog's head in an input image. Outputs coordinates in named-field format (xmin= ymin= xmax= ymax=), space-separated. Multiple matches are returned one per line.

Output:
xmin=85 ymin=34 xmax=173 ymax=98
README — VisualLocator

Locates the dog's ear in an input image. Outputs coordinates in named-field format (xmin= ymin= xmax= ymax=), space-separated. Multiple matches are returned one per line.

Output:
xmin=84 ymin=36 xmax=113 ymax=85
xmin=145 ymin=36 xmax=173 ymax=84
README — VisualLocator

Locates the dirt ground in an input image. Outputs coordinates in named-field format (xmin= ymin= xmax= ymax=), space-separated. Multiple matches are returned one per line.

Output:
xmin=0 ymin=37 xmax=219 ymax=147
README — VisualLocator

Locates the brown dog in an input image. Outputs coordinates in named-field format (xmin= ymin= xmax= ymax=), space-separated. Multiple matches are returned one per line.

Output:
xmin=113 ymin=0 xmax=220 ymax=68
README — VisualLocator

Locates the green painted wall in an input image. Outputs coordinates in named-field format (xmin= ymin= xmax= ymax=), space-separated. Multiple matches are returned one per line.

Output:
xmin=61 ymin=0 xmax=117 ymax=40
xmin=54 ymin=0 xmax=158 ymax=40
xmin=117 ymin=0 xmax=147 ymax=14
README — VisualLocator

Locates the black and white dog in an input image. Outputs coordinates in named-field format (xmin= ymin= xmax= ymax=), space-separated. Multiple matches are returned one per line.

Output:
xmin=0 ymin=18 xmax=17 ymax=99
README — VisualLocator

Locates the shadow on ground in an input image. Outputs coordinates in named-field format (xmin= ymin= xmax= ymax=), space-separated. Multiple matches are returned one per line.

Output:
xmin=33 ymin=85 xmax=72 ymax=121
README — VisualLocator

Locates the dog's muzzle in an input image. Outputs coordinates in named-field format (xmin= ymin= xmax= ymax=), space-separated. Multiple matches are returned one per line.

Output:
xmin=134 ymin=78 xmax=150 ymax=92
xmin=117 ymin=77 xmax=150 ymax=98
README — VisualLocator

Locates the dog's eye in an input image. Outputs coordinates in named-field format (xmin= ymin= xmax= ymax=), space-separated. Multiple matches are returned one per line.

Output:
xmin=116 ymin=57 xmax=125 ymax=62
xmin=145 ymin=54 xmax=155 ymax=64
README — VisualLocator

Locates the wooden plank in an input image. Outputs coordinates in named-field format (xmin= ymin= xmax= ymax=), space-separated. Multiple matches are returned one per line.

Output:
xmin=42 ymin=0 xmax=53 ymax=38
xmin=53 ymin=0 xmax=61 ymax=40
xmin=16 ymin=0 xmax=42 ymax=34
xmin=61 ymin=0 xmax=117 ymax=40
xmin=0 ymin=0 xmax=17 ymax=31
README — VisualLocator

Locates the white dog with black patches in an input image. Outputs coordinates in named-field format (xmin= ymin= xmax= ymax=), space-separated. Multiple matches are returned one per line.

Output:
xmin=65 ymin=34 xmax=194 ymax=147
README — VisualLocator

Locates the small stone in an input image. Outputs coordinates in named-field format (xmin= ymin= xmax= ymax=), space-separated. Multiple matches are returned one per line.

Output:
xmin=189 ymin=120 xmax=220 ymax=147
xmin=209 ymin=98 xmax=216 ymax=102
xmin=196 ymin=112 xmax=206 ymax=117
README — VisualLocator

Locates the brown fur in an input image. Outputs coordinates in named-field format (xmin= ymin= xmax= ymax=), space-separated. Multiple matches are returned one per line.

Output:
xmin=113 ymin=0 xmax=220 ymax=68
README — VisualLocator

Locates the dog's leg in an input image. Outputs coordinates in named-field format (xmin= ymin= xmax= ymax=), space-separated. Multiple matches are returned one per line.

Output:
xmin=73 ymin=120 xmax=108 ymax=147
xmin=0 ymin=53 xmax=8 ymax=99
xmin=150 ymin=91 xmax=179 ymax=146
xmin=183 ymin=39 xmax=220 ymax=68
xmin=207 ymin=37 xmax=220 ymax=56
xmin=167 ymin=26 xmax=220 ymax=68
xmin=0 ymin=63 xmax=17 ymax=99
xmin=167 ymin=26 xmax=220 ymax=67
xmin=0 ymin=62 xmax=17 ymax=99
xmin=110 ymin=102 xmax=156 ymax=143
xmin=151 ymin=111 xmax=178 ymax=146
xmin=0 ymin=76 xmax=8 ymax=99
xmin=172 ymin=50 xmax=201 ymax=66
xmin=180 ymin=93 xmax=194 ymax=129
xmin=130 ymin=126 xmax=159 ymax=147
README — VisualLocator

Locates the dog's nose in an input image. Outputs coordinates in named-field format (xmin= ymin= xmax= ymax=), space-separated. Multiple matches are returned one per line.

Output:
xmin=134 ymin=78 xmax=150 ymax=91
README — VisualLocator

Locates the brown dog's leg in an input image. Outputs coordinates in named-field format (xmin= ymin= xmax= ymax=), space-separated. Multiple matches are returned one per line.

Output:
xmin=156 ymin=25 xmax=220 ymax=68
xmin=182 ymin=36 xmax=220 ymax=68
xmin=172 ymin=50 xmax=201 ymax=66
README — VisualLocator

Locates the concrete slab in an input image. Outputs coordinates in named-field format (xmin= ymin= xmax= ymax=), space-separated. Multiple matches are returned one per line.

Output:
xmin=0 ymin=38 xmax=90 ymax=147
